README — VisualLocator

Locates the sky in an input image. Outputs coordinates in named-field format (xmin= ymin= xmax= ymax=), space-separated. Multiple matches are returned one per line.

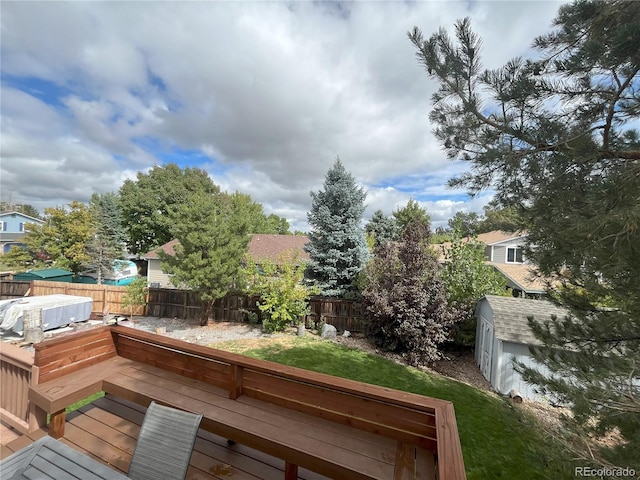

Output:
xmin=0 ymin=0 xmax=565 ymax=232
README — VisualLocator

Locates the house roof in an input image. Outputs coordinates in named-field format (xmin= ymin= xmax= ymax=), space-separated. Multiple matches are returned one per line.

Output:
xmin=475 ymin=230 xmax=526 ymax=245
xmin=247 ymin=234 xmax=310 ymax=263
xmin=0 ymin=211 xmax=44 ymax=224
xmin=142 ymin=239 xmax=180 ymax=259
xmin=477 ymin=295 xmax=569 ymax=345
xmin=488 ymin=262 xmax=548 ymax=294
xmin=143 ymin=235 xmax=310 ymax=263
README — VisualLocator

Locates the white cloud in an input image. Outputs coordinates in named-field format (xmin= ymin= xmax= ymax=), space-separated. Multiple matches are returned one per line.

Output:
xmin=1 ymin=0 xmax=565 ymax=227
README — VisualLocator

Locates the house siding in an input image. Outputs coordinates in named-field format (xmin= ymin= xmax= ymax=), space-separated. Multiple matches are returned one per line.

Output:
xmin=492 ymin=245 xmax=507 ymax=263
xmin=146 ymin=259 xmax=177 ymax=289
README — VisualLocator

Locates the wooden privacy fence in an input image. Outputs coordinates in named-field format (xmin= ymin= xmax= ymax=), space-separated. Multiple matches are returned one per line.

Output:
xmin=0 ymin=281 xmax=367 ymax=331
xmin=306 ymin=297 xmax=365 ymax=332
xmin=148 ymin=289 xmax=366 ymax=331
xmin=0 ymin=281 xmax=31 ymax=300
xmin=0 ymin=280 xmax=144 ymax=316
xmin=147 ymin=289 xmax=260 ymax=322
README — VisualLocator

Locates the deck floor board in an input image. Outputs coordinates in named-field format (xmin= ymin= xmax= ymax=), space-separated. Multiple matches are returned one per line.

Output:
xmin=1 ymin=395 xmax=330 ymax=480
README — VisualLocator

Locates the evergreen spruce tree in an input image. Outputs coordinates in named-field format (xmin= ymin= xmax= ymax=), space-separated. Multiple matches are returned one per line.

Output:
xmin=365 ymin=210 xmax=398 ymax=249
xmin=305 ymin=158 xmax=369 ymax=297
xmin=411 ymin=0 xmax=640 ymax=465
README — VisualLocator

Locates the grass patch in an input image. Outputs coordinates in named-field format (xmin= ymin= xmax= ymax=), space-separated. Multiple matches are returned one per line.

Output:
xmin=67 ymin=392 xmax=105 ymax=413
xmin=214 ymin=336 xmax=575 ymax=480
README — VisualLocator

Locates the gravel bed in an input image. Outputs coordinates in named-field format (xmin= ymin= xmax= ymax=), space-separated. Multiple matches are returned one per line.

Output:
xmin=120 ymin=316 xmax=285 ymax=345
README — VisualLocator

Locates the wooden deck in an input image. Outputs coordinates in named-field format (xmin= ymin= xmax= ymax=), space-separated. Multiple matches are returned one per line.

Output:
xmin=1 ymin=394 xmax=329 ymax=480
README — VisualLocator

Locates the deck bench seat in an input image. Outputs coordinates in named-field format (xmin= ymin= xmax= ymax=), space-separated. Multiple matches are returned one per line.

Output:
xmin=28 ymin=326 xmax=463 ymax=480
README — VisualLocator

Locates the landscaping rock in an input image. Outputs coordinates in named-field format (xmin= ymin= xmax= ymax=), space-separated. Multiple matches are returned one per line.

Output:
xmin=321 ymin=324 xmax=337 ymax=339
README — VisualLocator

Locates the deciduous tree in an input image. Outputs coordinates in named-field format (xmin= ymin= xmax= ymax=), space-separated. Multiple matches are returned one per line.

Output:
xmin=440 ymin=232 xmax=508 ymax=346
xmin=119 ymin=164 xmax=219 ymax=255
xmin=362 ymin=218 xmax=461 ymax=365
xmin=25 ymin=201 xmax=94 ymax=274
xmin=392 ymin=199 xmax=430 ymax=237
xmin=244 ymin=252 xmax=315 ymax=333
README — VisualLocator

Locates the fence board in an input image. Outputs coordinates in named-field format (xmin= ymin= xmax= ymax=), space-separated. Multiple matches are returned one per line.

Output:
xmin=0 ymin=281 xmax=31 ymax=300
xmin=28 ymin=281 xmax=144 ymax=316
xmin=1 ymin=281 xmax=366 ymax=331
xmin=147 ymin=289 xmax=365 ymax=331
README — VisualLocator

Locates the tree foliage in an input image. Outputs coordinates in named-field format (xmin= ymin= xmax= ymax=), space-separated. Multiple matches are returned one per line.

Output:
xmin=121 ymin=277 xmax=148 ymax=318
xmin=447 ymin=211 xmax=479 ymax=237
xmin=365 ymin=209 xmax=398 ymax=249
xmin=0 ymin=202 xmax=41 ymax=219
xmin=440 ymin=232 xmax=508 ymax=346
xmin=305 ymin=158 xmax=369 ymax=297
xmin=392 ymin=199 xmax=430 ymax=237
xmin=119 ymin=163 xmax=220 ymax=256
xmin=23 ymin=201 xmax=95 ymax=274
xmin=157 ymin=191 xmax=250 ymax=325
xmin=411 ymin=0 xmax=640 ymax=463
xmin=477 ymin=200 xmax=522 ymax=234
xmin=84 ymin=192 xmax=127 ymax=283
xmin=362 ymin=219 xmax=461 ymax=365
xmin=228 ymin=192 xmax=290 ymax=234
xmin=244 ymin=252 xmax=315 ymax=333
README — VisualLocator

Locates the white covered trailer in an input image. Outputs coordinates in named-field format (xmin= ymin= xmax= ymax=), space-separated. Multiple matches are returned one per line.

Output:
xmin=0 ymin=295 xmax=93 ymax=335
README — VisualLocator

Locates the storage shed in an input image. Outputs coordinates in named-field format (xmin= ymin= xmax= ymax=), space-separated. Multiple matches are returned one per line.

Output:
xmin=13 ymin=268 xmax=74 ymax=282
xmin=475 ymin=295 xmax=568 ymax=401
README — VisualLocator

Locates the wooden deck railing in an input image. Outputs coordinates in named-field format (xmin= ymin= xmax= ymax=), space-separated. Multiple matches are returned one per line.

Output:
xmin=0 ymin=343 xmax=45 ymax=434
xmin=30 ymin=326 xmax=467 ymax=479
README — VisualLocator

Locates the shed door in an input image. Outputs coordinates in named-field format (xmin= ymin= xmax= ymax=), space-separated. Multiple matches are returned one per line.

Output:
xmin=480 ymin=320 xmax=493 ymax=380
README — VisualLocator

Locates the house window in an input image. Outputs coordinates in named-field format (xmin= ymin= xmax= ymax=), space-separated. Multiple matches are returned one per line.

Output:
xmin=507 ymin=247 xmax=524 ymax=263
xmin=0 ymin=222 xmax=6 ymax=232
xmin=19 ymin=223 xmax=24 ymax=232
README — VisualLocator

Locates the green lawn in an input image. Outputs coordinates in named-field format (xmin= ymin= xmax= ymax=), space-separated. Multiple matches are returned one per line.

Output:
xmin=215 ymin=336 xmax=575 ymax=480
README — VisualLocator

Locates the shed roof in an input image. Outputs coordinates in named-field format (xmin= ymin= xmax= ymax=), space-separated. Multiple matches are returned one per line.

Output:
xmin=477 ymin=295 xmax=569 ymax=345
xmin=15 ymin=268 xmax=73 ymax=279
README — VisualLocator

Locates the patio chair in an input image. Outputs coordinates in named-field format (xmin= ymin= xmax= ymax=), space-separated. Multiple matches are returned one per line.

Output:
xmin=128 ymin=401 xmax=203 ymax=480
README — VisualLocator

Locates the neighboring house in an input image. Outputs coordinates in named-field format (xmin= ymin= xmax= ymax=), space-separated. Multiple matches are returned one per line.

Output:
xmin=475 ymin=231 xmax=548 ymax=297
xmin=475 ymin=295 xmax=568 ymax=401
xmin=437 ymin=230 xmax=547 ymax=297
xmin=0 ymin=211 xmax=44 ymax=254
xmin=141 ymin=239 xmax=180 ymax=288
xmin=143 ymin=235 xmax=310 ymax=289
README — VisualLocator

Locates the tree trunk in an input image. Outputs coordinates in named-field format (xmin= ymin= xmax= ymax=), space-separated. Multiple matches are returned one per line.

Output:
xmin=200 ymin=300 xmax=211 ymax=326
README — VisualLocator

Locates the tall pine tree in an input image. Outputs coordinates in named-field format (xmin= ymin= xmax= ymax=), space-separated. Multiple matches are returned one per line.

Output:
xmin=84 ymin=192 xmax=127 ymax=284
xmin=158 ymin=191 xmax=250 ymax=325
xmin=305 ymin=158 xmax=369 ymax=297
xmin=411 ymin=0 xmax=640 ymax=465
